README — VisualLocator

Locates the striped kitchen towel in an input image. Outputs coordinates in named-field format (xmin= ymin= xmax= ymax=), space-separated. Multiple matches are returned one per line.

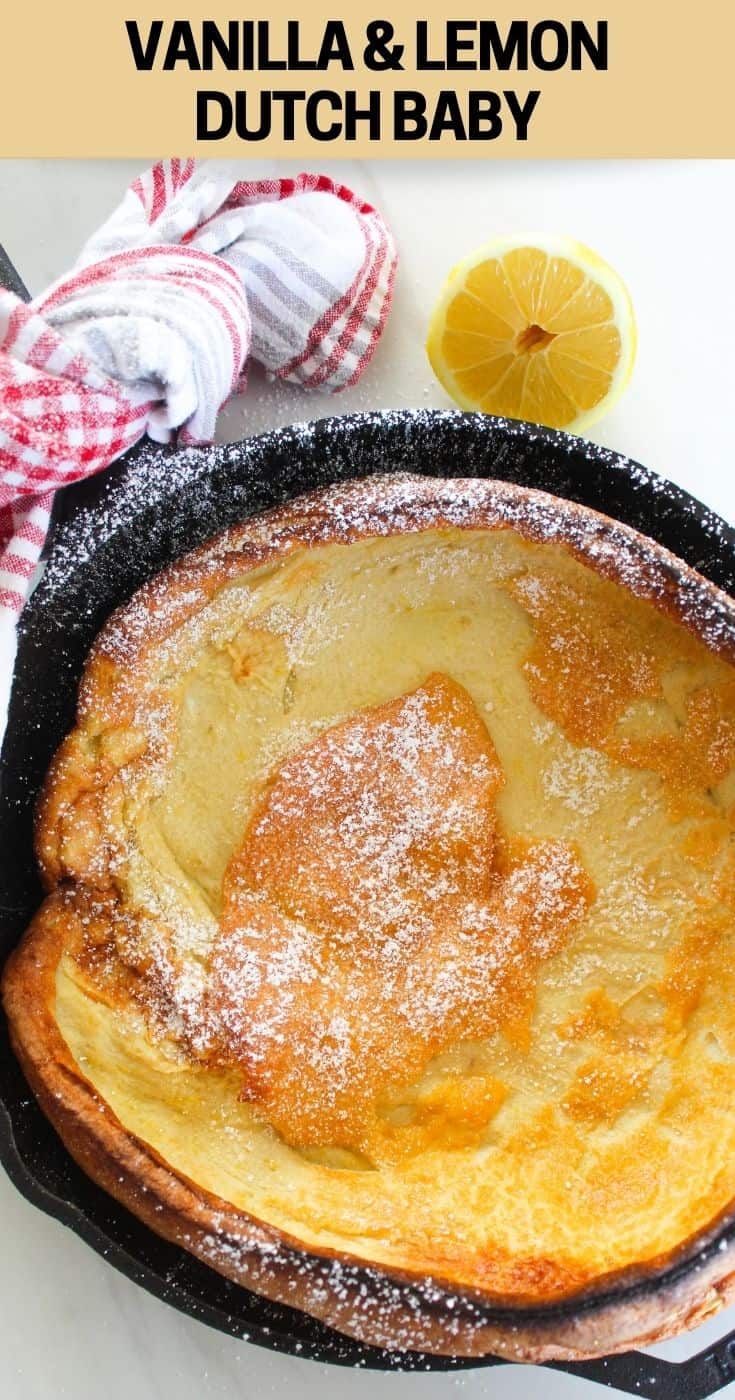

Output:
xmin=0 ymin=159 xmax=397 ymax=736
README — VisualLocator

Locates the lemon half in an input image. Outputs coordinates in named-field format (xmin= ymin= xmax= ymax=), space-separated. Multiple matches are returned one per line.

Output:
xmin=426 ymin=234 xmax=636 ymax=433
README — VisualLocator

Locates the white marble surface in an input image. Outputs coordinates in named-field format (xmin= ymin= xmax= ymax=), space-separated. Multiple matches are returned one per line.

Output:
xmin=1 ymin=158 xmax=734 ymax=1400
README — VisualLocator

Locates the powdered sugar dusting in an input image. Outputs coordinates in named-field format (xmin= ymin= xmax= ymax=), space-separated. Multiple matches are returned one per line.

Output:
xmin=543 ymin=747 xmax=621 ymax=817
xmin=117 ymin=674 xmax=594 ymax=1160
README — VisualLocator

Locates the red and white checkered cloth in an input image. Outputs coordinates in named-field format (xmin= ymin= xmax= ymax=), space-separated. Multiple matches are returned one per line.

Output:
xmin=0 ymin=159 xmax=397 ymax=733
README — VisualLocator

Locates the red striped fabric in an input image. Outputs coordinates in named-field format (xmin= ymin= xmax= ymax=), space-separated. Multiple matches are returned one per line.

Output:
xmin=0 ymin=159 xmax=397 ymax=735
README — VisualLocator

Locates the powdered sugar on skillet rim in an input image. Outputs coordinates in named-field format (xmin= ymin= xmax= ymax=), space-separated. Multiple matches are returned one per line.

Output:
xmin=36 ymin=410 xmax=735 ymax=666
xmin=84 ymin=471 xmax=735 ymax=682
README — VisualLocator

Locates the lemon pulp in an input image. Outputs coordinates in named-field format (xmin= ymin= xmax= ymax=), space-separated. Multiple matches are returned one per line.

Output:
xmin=427 ymin=234 xmax=636 ymax=432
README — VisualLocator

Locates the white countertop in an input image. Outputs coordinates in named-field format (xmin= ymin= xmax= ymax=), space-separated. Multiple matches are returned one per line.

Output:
xmin=1 ymin=158 xmax=734 ymax=1400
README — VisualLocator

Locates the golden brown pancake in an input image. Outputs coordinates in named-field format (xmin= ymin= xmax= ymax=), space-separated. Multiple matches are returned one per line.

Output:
xmin=5 ymin=472 xmax=735 ymax=1360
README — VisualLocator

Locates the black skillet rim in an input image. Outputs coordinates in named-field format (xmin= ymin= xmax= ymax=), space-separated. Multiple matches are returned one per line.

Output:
xmin=2 ymin=406 xmax=735 ymax=1383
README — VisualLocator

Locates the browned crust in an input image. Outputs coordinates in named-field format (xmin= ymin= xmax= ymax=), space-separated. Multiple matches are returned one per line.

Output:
xmin=5 ymin=472 xmax=735 ymax=1359
xmin=6 ymin=894 xmax=735 ymax=1360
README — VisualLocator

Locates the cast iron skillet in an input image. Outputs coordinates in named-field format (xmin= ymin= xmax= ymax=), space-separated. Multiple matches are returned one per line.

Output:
xmin=2 ymin=374 xmax=735 ymax=1394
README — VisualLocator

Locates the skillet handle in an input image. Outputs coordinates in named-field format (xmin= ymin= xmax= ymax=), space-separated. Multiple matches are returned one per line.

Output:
xmin=548 ymin=1325 xmax=735 ymax=1397
xmin=0 ymin=241 xmax=29 ymax=300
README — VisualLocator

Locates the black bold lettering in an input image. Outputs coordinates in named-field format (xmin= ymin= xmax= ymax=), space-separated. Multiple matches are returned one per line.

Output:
xmin=530 ymin=21 xmax=569 ymax=72
xmin=307 ymin=91 xmax=341 ymax=139
xmin=416 ymin=20 xmax=443 ymax=69
xmin=125 ymin=19 xmax=163 ymax=70
xmin=394 ymin=91 xmax=427 ymax=139
xmin=287 ymin=20 xmax=314 ymax=70
xmin=345 ymin=90 xmax=381 ymax=139
xmin=504 ymin=89 xmax=540 ymax=140
xmin=197 ymin=91 xmax=232 ymax=140
xmin=319 ymin=21 xmax=354 ymax=70
xmin=272 ymin=90 xmax=304 ymax=140
xmin=200 ymin=21 xmax=240 ymax=71
xmin=468 ymin=92 xmax=503 ymax=139
xmin=429 ymin=91 xmax=466 ymax=140
xmin=571 ymin=20 xmax=608 ymax=70
xmin=259 ymin=19 xmax=287 ymax=70
xmin=478 ymin=21 xmax=528 ymax=70
xmin=234 ymin=91 xmax=271 ymax=140
xmin=446 ymin=21 xmax=476 ymax=70
xmin=163 ymin=21 xmax=200 ymax=70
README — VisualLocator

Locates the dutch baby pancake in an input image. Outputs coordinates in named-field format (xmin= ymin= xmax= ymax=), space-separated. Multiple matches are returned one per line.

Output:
xmin=5 ymin=472 xmax=735 ymax=1359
